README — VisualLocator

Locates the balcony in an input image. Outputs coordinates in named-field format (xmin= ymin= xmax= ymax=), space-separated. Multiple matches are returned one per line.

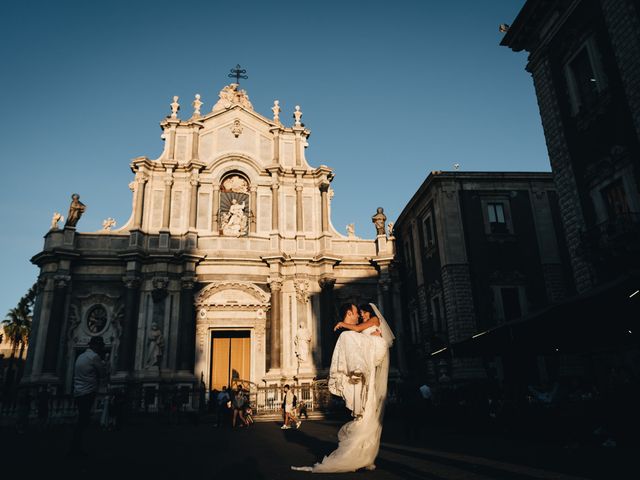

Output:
xmin=580 ymin=213 xmax=640 ymax=274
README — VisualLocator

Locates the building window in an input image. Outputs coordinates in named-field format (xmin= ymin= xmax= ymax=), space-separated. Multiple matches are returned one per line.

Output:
xmin=564 ymin=37 xmax=607 ymax=116
xmin=602 ymin=180 xmax=631 ymax=217
xmin=491 ymin=286 xmax=526 ymax=323
xmin=423 ymin=214 xmax=435 ymax=248
xmin=487 ymin=203 xmax=507 ymax=233
xmin=431 ymin=295 xmax=444 ymax=333
xmin=500 ymin=287 xmax=522 ymax=322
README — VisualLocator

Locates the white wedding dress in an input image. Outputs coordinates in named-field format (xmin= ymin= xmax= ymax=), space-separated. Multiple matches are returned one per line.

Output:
xmin=292 ymin=304 xmax=394 ymax=473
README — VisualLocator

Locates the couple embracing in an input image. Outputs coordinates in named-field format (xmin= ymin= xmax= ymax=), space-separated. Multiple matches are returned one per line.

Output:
xmin=292 ymin=302 xmax=394 ymax=473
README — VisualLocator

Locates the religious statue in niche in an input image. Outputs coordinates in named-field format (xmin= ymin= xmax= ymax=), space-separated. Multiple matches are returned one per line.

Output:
xmin=145 ymin=322 xmax=165 ymax=369
xmin=372 ymin=207 xmax=387 ymax=236
xmin=65 ymin=193 xmax=86 ymax=228
xmin=86 ymin=305 xmax=108 ymax=334
xmin=220 ymin=175 xmax=250 ymax=237
xmin=221 ymin=199 xmax=248 ymax=237
xmin=294 ymin=323 xmax=312 ymax=364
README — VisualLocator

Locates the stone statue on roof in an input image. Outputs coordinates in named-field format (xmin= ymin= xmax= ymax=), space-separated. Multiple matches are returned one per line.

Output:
xmin=212 ymin=83 xmax=253 ymax=112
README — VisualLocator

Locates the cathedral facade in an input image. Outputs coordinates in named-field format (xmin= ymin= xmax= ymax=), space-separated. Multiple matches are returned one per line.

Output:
xmin=23 ymin=84 xmax=397 ymax=393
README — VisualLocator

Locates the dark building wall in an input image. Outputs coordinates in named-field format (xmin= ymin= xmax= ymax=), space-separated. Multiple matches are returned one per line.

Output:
xmin=459 ymin=189 xmax=548 ymax=331
xmin=504 ymin=0 xmax=640 ymax=291
xmin=395 ymin=173 xmax=570 ymax=382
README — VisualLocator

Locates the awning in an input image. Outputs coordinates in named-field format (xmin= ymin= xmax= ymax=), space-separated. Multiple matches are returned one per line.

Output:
xmin=431 ymin=274 xmax=640 ymax=358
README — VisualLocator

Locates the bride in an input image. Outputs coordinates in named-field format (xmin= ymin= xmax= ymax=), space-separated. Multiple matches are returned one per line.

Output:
xmin=292 ymin=302 xmax=394 ymax=473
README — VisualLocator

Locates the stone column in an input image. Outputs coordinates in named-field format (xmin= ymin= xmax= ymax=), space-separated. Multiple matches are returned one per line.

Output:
xmin=23 ymin=277 xmax=47 ymax=377
xmin=117 ymin=277 xmax=141 ymax=372
xmin=133 ymin=174 xmax=148 ymax=229
xmin=212 ymin=184 xmax=220 ymax=232
xmin=268 ymin=278 xmax=283 ymax=370
xmin=250 ymin=186 xmax=257 ymax=234
xmin=167 ymin=124 xmax=177 ymax=161
xmin=188 ymin=173 xmax=199 ymax=230
xmin=42 ymin=275 xmax=70 ymax=373
xmin=272 ymin=129 xmax=280 ymax=164
xmin=295 ymin=132 xmax=302 ymax=167
xmin=177 ymin=278 xmax=196 ymax=372
xmin=296 ymin=185 xmax=303 ymax=232
xmin=320 ymin=183 xmax=329 ymax=233
xmin=162 ymin=177 xmax=173 ymax=230
xmin=271 ymin=181 xmax=280 ymax=231
xmin=318 ymin=276 xmax=336 ymax=368
xmin=191 ymin=126 xmax=200 ymax=161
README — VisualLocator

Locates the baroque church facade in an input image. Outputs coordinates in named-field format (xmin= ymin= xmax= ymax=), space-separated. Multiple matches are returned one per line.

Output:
xmin=23 ymin=84 xmax=397 ymax=393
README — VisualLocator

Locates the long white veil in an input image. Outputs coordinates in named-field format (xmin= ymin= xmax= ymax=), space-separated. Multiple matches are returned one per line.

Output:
xmin=370 ymin=303 xmax=395 ymax=347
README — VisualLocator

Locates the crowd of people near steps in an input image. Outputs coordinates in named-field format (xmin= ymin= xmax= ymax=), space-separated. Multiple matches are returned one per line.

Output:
xmin=213 ymin=384 xmax=254 ymax=428
xmin=212 ymin=383 xmax=307 ymax=429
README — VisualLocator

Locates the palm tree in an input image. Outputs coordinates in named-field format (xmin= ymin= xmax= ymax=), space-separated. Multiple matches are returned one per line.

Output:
xmin=2 ymin=284 xmax=36 ymax=361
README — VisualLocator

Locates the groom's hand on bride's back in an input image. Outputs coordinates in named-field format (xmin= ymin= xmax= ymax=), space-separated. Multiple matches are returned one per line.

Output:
xmin=333 ymin=322 xmax=344 ymax=332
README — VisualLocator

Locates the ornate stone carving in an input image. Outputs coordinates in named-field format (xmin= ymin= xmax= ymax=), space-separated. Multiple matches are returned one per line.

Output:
xmin=294 ymin=279 xmax=310 ymax=304
xmin=192 ymin=93 xmax=203 ymax=118
xmin=189 ymin=173 xmax=199 ymax=187
xmin=122 ymin=276 xmax=141 ymax=289
xmin=222 ymin=175 xmax=249 ymax=194
xmin=372 ymin=207 xmax=387 ymax=236
xmin=196 ymin=324 xmax=207 ymax=350
xmin=86 ymin=304 xmax=108 ymax=334
xmin=269 ymin=277 xmax=283 ymax=292
xmin=195 ymin=281 xmax=271 ymax=309
xmin=50 ymin=212 xmax=64 ymax=230
xmin=346 ymin=223 xmax=356 ymax=238
xmin=387 ymin=222 xmax=395 ymax=236
xmin=231 ymin=119 xmax=243 ymax=138
xmin=170 ymin=96 xmax=180 ymax=118
xmin=65 ymin=193 xmax=86 ymax=228
xmin=271 ymin=100 xmax=281 ymax=124
xmin=67 ymin=304 xmax=81 ymax=343
xmin=255 ymin=323 xmax=266 ymax=352
xmin=318 ymin=276 xmax=336 ymax=291
xmin=221 ymin=199 xmax=247 ymax=237
xmin=54 ymin=274 xmax=71 ymax=289
xmin=151 ymin=277 xmax=169 ymax=303
xmin=102 ymin=217 xmax=116 ymax=231
xmin=212 ymin=83 xmax=253 ymax=112
xmin=293 ymin=105 xmax=302 ymax=126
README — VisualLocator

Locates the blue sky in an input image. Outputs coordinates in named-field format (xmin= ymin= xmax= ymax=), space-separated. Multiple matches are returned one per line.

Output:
xmin=0 ymin=0 xmax=545 ymax=315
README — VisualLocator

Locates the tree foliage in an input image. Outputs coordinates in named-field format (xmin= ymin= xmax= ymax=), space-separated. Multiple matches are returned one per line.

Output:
xmin=2 ymin=283 xmax=36 ymax=359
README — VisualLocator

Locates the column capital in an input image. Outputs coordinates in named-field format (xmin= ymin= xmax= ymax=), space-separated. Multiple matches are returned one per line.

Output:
xmin=318 ymin=276 xmax=336 ymax=291
xmin=136 ymin=173 xmax=149 ymax=184
xmin=122 ymin=276 xmax=141 ymax=289
xmin=53 ymin=274 xmax=71 ymax=289
xmin=181 ymin=276 xmax=197 ymax=290
xmin=268 ymin=277 xmax=283 ymax=291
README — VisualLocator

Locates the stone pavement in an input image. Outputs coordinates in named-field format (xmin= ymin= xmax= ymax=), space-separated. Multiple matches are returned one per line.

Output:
xmin=2 ymin=417 xmax=635 ymax=480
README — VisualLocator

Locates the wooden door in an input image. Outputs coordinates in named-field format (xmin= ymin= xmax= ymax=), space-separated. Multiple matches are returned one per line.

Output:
xmin=210 ymin=331 xmax=251 ymax=390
